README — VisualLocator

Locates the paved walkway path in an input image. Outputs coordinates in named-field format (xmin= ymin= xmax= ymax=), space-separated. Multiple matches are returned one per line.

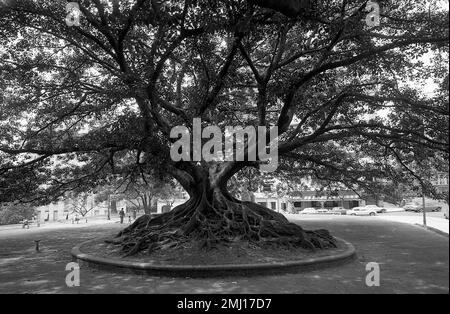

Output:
xmin=286 ymin=212 xmax=449 ymax=234
xmin=0 ymin=216 xmax=448 ymax=294
xmin=375 ymin=214 xmax=449 ymax=235
xmin=0 ymin=217 xmax=120 ymax=234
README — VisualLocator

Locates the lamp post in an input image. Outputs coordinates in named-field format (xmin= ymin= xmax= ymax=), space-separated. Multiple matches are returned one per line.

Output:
xmin=107 ymin=194 xmax=111 ymax=220
xmin=421 ymin=178 xmax=429 ymax=227
xmin=422 ymin=189 xmax=427 ymax=227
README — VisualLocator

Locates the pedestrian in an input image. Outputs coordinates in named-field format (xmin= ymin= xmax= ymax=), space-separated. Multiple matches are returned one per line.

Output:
xmin=132 ymin=209 xmax=137 ymax=220
xmin=22 ymin=218 xmax=29 ymax=229
xmin=119 ymin=208 xmax=125 ymax=224
xmin=128 ymin=215 xmax=131 ymax=223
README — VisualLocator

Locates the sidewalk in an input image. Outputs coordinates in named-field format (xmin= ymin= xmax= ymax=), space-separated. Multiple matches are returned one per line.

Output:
xmin=284 ymin=212 xmax=449 ymax=235
xmin=376 ymin=215 xmax=449 ymax=235
xmin=0 ymin=217 xmax=125 ymax=238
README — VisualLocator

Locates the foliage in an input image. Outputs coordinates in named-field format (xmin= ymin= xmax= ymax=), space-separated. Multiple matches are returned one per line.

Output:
xmin=0 ymin=203 xmax=35 ymax=225
xmin=120 ymin=176 xmax=179 ymax=213
xmin=67 ymin=192 xmax=96 ymax=217
xmin=0 ymin=0 xmax=448 ymax=253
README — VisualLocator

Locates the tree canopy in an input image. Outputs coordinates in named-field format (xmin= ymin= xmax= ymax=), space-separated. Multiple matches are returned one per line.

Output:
xmin=0 ymin=0 xmax=448 ymax=253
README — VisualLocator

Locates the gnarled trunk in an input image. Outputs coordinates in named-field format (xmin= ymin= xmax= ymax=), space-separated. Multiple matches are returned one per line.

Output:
xmin=140 ymin=193 xmax=154 ymax=215
xmin=114 ymin=163 xmax=336 ymax=256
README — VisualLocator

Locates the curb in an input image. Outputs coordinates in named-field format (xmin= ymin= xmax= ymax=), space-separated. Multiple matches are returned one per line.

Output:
xmin=71 ymin=237 xmax=357 ymax=278
xmin=414 ymin=224 xmax=449 ymax=238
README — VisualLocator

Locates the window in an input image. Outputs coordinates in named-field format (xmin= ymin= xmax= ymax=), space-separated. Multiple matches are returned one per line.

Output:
xmin=271 ymin=202 xmax=276 ymax=210
xmin=324 ymin=201 xmax=338 ymax=208
xmin=293 ymin=202 xmax=302 ymax=208
xmin=311 ymin=201 xmax=321 ymax=208
xmin=349 ymin=200 xmax=359 ymax=208
xmin=281 ymin=203 xmax=287 ymax=211
xmin=438 ymin=174 xmax=449 ymax=185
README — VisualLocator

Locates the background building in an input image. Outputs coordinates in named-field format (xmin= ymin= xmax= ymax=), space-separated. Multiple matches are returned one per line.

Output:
xmin=289 ymin=190 xmax=363 ymax=212
xmin=431 ymin=172 xmax=449 ymax=194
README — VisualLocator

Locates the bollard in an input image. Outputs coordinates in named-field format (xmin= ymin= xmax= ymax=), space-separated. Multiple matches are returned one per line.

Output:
xmin=35 ymin=240 xmax=41 ymax=252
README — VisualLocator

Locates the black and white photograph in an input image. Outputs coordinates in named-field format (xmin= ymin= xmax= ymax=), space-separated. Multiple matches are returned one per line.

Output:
xmin=0 ymin=0 xmax=448 ymax=299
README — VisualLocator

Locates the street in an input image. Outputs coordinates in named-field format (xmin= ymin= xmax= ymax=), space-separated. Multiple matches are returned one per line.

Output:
xmin=286 ymin=210 xmax=449 ymax=233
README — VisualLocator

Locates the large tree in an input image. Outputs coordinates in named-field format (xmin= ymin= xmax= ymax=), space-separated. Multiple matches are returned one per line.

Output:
xmin=0 ymin=0 xmax=448 ymax=254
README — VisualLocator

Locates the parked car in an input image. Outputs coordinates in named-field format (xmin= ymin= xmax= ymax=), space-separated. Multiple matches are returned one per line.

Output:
xmin=403 ymin=203 xmax=441 ymax=212
xmin=316 ymin=208 xmax=329 ymax=214
xmin=330 ymin=207 xmax=347 ymax=215
xmin=347 ymin=206 xmax=378 ymax=216
xmin=362 ymin=205 xmax=386 ymax=213
xmin=300 ymin=207 xmax=317 ymax=214
xmin=383 ymin=207 xmax=405 ymax=213
xmin=403 ymin=203 xmax=418 ymax=211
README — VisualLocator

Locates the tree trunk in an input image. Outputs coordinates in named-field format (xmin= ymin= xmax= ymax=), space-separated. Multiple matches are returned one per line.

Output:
xmin=114 ymin=163 xmax=336 ymax=256
xmin=141 ymin=194 xmax=152 ymax=215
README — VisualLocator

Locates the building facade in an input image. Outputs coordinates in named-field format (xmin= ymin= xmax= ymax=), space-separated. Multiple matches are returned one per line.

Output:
xmin=431 ymin=172 xmax=449 ymax=194
xmin=34 ymin=195 xmax=128 ymax=222
xmin=251 ymin=190 xmax=364 ymax=213
xmin=288 ymin=190 xmax=364 ymax=212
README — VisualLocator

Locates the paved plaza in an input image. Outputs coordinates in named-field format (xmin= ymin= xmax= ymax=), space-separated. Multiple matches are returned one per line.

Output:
xmin=0 ymin=215 xmax=448 ymax=294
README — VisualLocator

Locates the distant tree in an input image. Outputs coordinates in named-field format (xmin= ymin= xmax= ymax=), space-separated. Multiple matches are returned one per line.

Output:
xmin=122 ymin=178 xmax=178 ymax=214
xmin=436 ymin=190 xmax=449 ymax=205
xmin=69 ymin=192 xmax=96 ymax=218
xmin=0 ymin=203 xmax=35 ymax=225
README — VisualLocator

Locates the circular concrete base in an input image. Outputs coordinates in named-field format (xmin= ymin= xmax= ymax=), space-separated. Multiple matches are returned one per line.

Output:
xmin=71 ymin=238 xmax=356 ymax=277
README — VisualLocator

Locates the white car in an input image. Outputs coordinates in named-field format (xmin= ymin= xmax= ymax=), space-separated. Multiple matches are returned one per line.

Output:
xmin=403 ymin=203 xmax=441 ymax=212
xmin=316 ymin=208 xmax=329 ymax=214
xmin=362 ymin=205 xmax=386 ymax=213
xmin=330 ymin=207 xmax=347 ymax=215
xmin=347 ymin=206 xmax=378 ymax=216
xmin=300 ymin=207 xmax=317 ymax=214
xmin=383 ymin=207 xmax=405 ymax=213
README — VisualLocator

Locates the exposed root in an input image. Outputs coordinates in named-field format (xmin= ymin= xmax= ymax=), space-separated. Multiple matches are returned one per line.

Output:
xmin=112 ymin=190 xmax=337 ymax=257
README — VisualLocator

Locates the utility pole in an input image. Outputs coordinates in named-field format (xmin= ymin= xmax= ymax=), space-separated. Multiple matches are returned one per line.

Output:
xmin=107 ymin=194 xmax=111 ymax=220
xmin=422 ymin=184 xmax=427 ymax=227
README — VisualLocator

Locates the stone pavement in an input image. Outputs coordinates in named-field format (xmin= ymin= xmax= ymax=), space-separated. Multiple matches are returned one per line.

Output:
xmin=0 ymin=216 xmax=448 ymax=294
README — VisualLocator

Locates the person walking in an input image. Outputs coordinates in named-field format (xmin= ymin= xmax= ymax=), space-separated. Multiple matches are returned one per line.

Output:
xmin=119 ymin=208 xmax=125 ymax=224
xmin=22 ymin=218 xmax=29 ymax=229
